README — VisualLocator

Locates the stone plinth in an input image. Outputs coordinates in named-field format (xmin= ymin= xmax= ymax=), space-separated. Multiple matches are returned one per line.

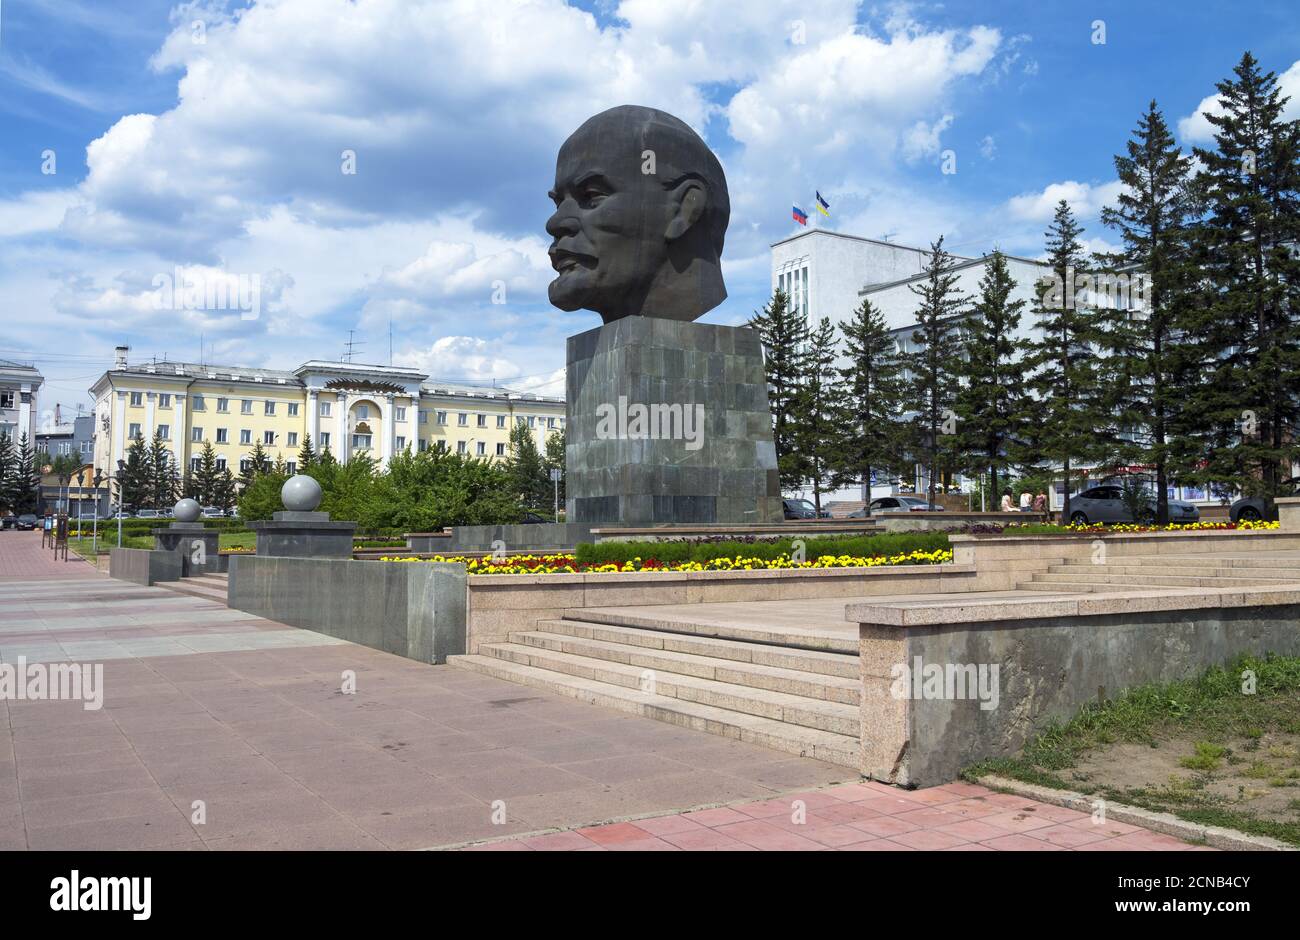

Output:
xmin=250 ymin=511 xmax=356 ymax=558
xmin=1276 ymin=496 xmax=1300 ymax=530
xmin=566 ymin=318 xmax=782 ymax=526
xmin=153 ymin=522 xmax=220 ymax=575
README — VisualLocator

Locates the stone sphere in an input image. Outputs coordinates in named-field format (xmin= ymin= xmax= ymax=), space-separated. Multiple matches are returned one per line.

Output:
xmin=281 ymin=474 xmax=323 ymax=512
xmin=174 ymin=498 xmax=202 ymax=523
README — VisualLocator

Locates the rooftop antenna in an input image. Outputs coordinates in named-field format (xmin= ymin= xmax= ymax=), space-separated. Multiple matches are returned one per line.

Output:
xmin=343 ymin=329 xmax=365 ymax=364
xmin=881 ymin=231 xmax=897 ymax=242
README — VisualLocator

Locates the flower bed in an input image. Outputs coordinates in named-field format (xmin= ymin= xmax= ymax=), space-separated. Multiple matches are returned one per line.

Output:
xmin=973 ymin=520 xmax=1279 ymax=536
xmin=379 ymin=547 xmax=954 ymax=575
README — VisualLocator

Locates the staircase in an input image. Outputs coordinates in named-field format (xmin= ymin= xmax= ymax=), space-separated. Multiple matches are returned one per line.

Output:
xmin=451 ymin=613 xmax=860 ymax=768
xmin=160 ymin=571 xmax=229 ymax=604
xmin=1019 ymin=551 xmax=1300 ymax=593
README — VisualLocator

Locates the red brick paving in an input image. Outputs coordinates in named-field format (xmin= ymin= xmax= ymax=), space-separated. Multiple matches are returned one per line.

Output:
xmin=0 ymin=531 xmax=101 ymax=581
xmin=463 ymin=780 xmax=1213 ymax=851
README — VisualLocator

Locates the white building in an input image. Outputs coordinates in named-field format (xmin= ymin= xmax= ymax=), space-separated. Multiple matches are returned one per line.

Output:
xmin=0 ymin=359 xmax=42 ymax=446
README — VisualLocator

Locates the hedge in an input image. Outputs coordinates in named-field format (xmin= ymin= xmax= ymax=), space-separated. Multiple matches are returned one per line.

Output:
xmin=574 ymin=531 xmax=951 ymax=567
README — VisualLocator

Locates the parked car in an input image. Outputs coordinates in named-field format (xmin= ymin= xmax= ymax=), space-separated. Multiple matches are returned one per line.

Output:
xmin=15 ymin=514 xmax=39 ymax=530
xmin=1229 ymin=477 xmax=1300 ymax=522
xmin=135 ymin=509 xmax=162 ymax=519
xmin=849 ymin=496 xmax=944 ymax=516
xmin=783 ymin=498 xmax=831 ymax=519
xmin=521 ymin=511 xmax=549 ymax=524
xmin=0 ymin=516 xmax=15 ymax=530
xmin=201 ymin=506 xmax=225 ymax=519
xmin=1066 ymin=485 xmax=1199 ymax=525
xmin=111 ymin=510 xmax=133 ymax=520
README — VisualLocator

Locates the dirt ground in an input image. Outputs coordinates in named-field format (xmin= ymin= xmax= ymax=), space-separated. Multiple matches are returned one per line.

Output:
xmin=1064 ymin=731 xmax=1300 ymax=824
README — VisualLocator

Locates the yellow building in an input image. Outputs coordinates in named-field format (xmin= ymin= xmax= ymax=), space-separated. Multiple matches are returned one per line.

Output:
xmin=90 ymin=346 xmax=564 ymax=485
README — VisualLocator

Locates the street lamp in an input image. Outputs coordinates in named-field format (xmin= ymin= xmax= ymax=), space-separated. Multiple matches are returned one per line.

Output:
xmin=115 ymin=459 xmax=126 ymax=548
xmin=91 ymin=469 xmax=105 ymax=556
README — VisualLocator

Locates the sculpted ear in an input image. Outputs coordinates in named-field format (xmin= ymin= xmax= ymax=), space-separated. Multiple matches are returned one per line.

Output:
xmin=665 ymin=179 xmax=707 ymax=242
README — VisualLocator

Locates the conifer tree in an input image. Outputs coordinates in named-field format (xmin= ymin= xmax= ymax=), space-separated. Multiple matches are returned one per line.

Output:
xmin=297 ymin=433 xmax=317 ymax=470
xmin=791 ymin=317 xmax=841 ymax=513
xmin=749 ymin=288 xmax=810 ymax=489
xmin=118 ymin=433 xmax=153 ymax=514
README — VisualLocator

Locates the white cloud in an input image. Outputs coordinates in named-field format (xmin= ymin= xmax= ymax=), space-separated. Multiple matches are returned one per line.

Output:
xmin=1177 ymin=59 xmax=1300 ymax=143
xmin=1005 ymin=179 xmax=1123 ymax=223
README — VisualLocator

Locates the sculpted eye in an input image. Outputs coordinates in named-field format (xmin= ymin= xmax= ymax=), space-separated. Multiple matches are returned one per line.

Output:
xmin=581 ymin=189 xmax=608 ymax=207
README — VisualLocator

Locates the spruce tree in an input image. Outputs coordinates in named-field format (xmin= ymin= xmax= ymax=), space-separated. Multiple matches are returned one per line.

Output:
xmin=1099 ymin=101 xmax=1199 ymax=523
xmin=148 ymin=430 xmax=176 ymax=510
xmin=216 ymin=468 xmax=238 ymax=513
xmin=0 ymin=433 xmax=13 ymax=513
xmin=241 ymin=441 xmax=270 ymax=489
xmin=903 ymin=237 xmax=967 ymax=507
xmin=953 ymin=250 xmax=1031 ymax=502
xmin=193 ymin=441 xmax=221 ymax=505
xmin=749 ymin=288 xmax=810 ymax=490
xmin=1188 ymin=52 xmax=1300 ymax=499
xmin=791 ymin=317 xmax=841 ymax=513
xmin=8 ymin=433 xmax=40 ymax=514
xmin=830 ymin=298 xmax=906 ymax=513
xmin=297 ymin=433 xmax=316 ymax=470
xmin=118 ymin=433 xmax=153 ymax=514
xmin=1025 ymin=201 xmax=1108 ymax=522
xmin=505 ymin=420 xmax=548 ymax=510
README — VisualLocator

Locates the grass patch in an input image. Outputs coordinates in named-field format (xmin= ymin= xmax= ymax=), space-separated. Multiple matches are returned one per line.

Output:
xmin=965 ymin=653 xmax=1300 ymax=846
xmin=574 ymin=531 xmax=951 ymax=567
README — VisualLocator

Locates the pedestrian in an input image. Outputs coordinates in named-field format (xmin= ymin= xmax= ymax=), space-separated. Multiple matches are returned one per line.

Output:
xmin=1032 ymin=491 xmax=1047 ymax=513
xmin=1000 ymin=489 xmax=1014 ymax=512
xmin=1019 ymin=490 xmax=1032 ymax=511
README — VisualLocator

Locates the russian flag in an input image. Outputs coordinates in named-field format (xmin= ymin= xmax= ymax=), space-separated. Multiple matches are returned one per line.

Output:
xmin=792 ymin=205 xmax=808 ymax=225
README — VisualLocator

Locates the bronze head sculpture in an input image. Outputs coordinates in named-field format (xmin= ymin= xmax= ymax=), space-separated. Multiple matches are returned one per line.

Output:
xmin=546 ymin=105 xmax=730 ymax=323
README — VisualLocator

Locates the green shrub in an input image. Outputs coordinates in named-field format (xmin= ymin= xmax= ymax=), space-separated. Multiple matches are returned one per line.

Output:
xmin=574 ymin=531 xmax=951 ymax=566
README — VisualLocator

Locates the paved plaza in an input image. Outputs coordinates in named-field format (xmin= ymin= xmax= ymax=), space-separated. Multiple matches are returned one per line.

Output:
xmin=0 ymin=532 xmax=1204 ymax=850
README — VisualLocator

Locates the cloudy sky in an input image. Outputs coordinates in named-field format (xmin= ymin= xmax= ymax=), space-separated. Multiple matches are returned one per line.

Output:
xmin=2 ymin=0 xmax=1298 ymax=423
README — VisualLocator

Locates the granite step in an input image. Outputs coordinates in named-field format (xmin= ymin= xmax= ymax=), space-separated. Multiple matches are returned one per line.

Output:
xmin=1030 ymin=570 xmax=1298 ymax=588
xmin=509 ymin=630 xmax=860 ymax=705
xmin=159 ymin=578 xmax=228 ymax=603
xmin=1046 ymin=562 xmax=1300 ymax=579
xmin=448 ymin=653 xmax=859 ymax=768
xmin=537 ymin=617 xmax=859 ymax=678
xmin=558 ymin=610 xmax=859 ymax=655
xmin=496 ymin=637 xmax=863 ymax=733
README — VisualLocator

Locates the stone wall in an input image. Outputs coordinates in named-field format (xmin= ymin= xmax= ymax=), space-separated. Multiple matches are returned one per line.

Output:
xmin=228 ymin=555 xmax=467 ymax=663
xmin=109 ymin=547 xmax=182 ymax=585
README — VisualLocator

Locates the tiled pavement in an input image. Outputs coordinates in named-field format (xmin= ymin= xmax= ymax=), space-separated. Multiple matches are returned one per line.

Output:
xmin=464 ymin=780 xmax=1214 ymax=851
xmin=0 ymin=535 xmax=1206 ymax=851
xmin=0 ymin=531 xmax=101 ymax=582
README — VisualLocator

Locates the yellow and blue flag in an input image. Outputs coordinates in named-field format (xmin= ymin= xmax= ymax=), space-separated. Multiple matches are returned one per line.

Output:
xmin=816 ymin=191 xmax=831 ymax=217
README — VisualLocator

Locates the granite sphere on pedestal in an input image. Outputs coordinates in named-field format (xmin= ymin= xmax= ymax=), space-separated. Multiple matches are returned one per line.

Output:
xmin=173 ymin=498 xmax=202 ymax=523
xmin=281 ymin=474 xmax=323 ymax=513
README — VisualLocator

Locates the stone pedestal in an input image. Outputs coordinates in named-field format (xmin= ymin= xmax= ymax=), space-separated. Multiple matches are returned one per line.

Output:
xmin=153 ymin=522 xmax=220 ymax=575
xmin=250 ymin=511 xmax=356 ymax=558
xmin=1276 ymin=497 xmax=1300 ymax=530
xmin=566 ymin=318 xmax=782 ymax=525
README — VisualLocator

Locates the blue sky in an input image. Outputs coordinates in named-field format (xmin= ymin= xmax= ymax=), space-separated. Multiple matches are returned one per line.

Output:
xmin=2 ymin=0 xmax=1298 ymax=420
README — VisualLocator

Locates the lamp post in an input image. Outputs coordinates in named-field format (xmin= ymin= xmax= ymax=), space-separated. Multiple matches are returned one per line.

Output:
xmin=91 ymin=469 xmax=104 ymax=556
xmin=115 ymin=459 xmax=126 ymax=548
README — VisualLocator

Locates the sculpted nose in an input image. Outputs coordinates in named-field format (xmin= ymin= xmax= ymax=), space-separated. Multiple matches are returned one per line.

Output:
xmin=546 ymin=203 xmax=578 ymax=240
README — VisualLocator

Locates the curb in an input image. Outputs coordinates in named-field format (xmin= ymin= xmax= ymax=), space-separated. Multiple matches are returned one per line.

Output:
xmin=977 ymin=773 xmax=1295 ymax=852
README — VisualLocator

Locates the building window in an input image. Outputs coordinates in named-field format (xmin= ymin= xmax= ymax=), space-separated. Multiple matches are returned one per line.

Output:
xmin=356 ymin=404 xmax=368 ymax=420
xmin=396 ymin=435 xmax=406 ymax=451
xmin=320 ymin=432 xmax=330 ymax=448
xmin=476 ymin=414 xmax=487 ymax=428
xmin=436 ymin=411 xmax=447 ymax=425
xmin=352 ymin=433 xmax=372 ymax=450
xmin=287 ymin=432 xmax=298 ymax=447
xmin=396 ymin=406 xmax=406 ymax=422
xmin=215 ymin=457 xmax=227 ymax=472
xmin=418 ymin=439 xmax=428 ymax=452
xmin=495 ymin=442 xmax=505 ymax=457
xmin=264 ymin=401 xmax=275 ymax=416
xmin=240 ymin=429 xmax=252 ymax=445
xmin=527 ymin=416 xmax=536 ymax=428
xmin=192 ymin=427 xmax=203 ymax=442
xmin=81 ymin=441 xmax=93 ymax=455
xmin=241 ymin=400 xmax=253 ymax=415
xmin=457 ymin=440 xmax=467 ymax=454
xmin=216 ymin=429 xmax=228 ymax=444
xmin=263 ymin=430 xmax=275 ymax=445
xmin=157 ymin=424 xmax=170 ymax=440
xmin=285 ymin=461 xmax=296 ymax=474
xmin=190 ymin=457 xmax=201 ymax=473
xmin=159 ymin=393 xmax=171 ymax=408
xmin=287 ymin=403 xmax=299 ymax=417
xmin=457 ymin=413 xmax=467 ymax=427
xmin=419 ymin=411 xmax=428 ymax=424
xmin=192 ymin=395 xmax=205 ymax=410
xmin=129 ymin=392 xmax=143 ymax=407
xmin=547 ymin=417 xmax=556 ymax=428
xmin=128 ymin=423 xmax=142 ymax=439
xmin=496 ymin=415 xmax=506 ymax=429
xmin=0 ymin=392 xmax=13 ymax=409
xmin=239 ymin=458 xmax=253 ymax=473
xmin=476 ymin=442 xmax=486 ymax=456
xmin=216 ymin=397 xmax=229 ymax=412
xmin=320 ymin=401 xmax=331 ymax=417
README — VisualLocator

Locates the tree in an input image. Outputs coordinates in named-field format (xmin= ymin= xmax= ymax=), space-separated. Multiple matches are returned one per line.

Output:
xmin=148 ymin=430 xmax=177 ymax=510
xmin=1186 ymin=52 xmax=1300 ymax=500
xmin=791 ymin=316 xmax=841 ymax=513
xmin=1025 ymin=201 xmax=1109 ymax=522
xmin=750 ymin=288 xmax=810 ymax=489
xmin=297 ymin=433 xmax=317 ymax=470
xmin=504 ymin=420 xmax=549 ymax=510
xmin=1099 ymin=101 xmax=1200 ymax=523
xmin=215 ymin=468 xmax=238 ymax=513
xmin=6 ymin=433 xmax=40 ymax=514
xmin=830 ymin=298 xmax=906 ymax=514
xmin=953 ymin=250 xmax=1032 ymax=503
xmin=544 ymin=427 xmax=565 ymax=517
xmin=0 ymin=433 xmax=14 ymax=513
xmin=192 ymin=441 xmax=221 ymax=505
xmin=903 ymin=237 xmax=967 ymax=507
xmin=117 ymin=433 xmax=153 ymax=513
xmin=240 ymin=441 xmax=271 ymax=490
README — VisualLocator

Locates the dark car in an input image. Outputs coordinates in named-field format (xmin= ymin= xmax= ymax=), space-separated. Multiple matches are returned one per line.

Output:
xmin=848 ymin=496 xmax=944 ymax=515
xmin=1229 ymin=477 xmax=1300 ymax=523
xmin=521 ymin=511 xmax=549 ymax=524
xmin=783 ymin=498 xmax=830 ymax=519
xmin=15 ymin=514 xmax=39 ymax=530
